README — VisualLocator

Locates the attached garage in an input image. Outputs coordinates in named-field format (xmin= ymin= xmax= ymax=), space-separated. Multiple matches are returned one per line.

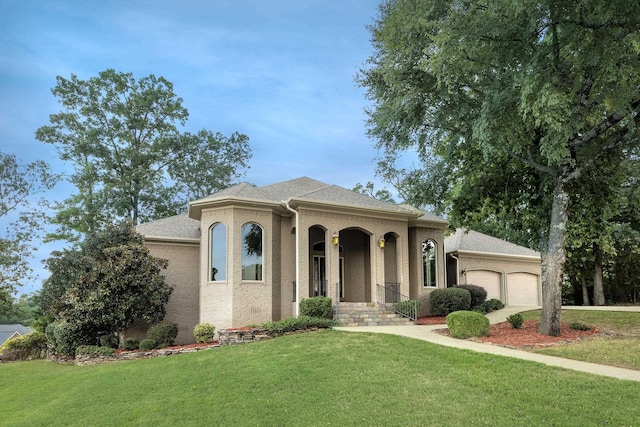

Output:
xmin=465 ymin=270 xmax=501 ymax=301
xmin=445 ymin=229 xmax=542 ymax=308
xmin=506 ymin=273 xmax=539 ymax=306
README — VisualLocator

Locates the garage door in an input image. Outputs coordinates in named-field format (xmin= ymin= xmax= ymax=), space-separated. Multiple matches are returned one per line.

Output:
xmin=507 ymin=273 xmax=539 ymax=306
xmin=465 ymin=270 xmax=501 ymax=301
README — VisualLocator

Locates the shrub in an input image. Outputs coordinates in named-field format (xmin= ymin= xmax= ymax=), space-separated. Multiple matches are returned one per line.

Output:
xmin=430 ymin=288 xmax=471 ymax=316
xmin=453 ymin=284 xmax=488 ymax=308
xmin=446 ymin=311 xmax=490 ymax=339
xmin=122 ymin=338 xmax=139 ymax=351
xmin=299 ymin=297 xmax=333 ymax=319
xmin=75 ymin=345 xmax=115 ymax=357
xmin=99 ymin=334 xmax=119 ymax=349
xmin=570 ymin=322 xmax=592 ymax=331
xmin=45 ymin=321 xmax=86 ymax=356
xmin=393 ymin=300 xmax=421 ymax=317
xmin=194 ymin=323 xmax=216 ymax=343
xmin=146 ymin=322 xmax=178 ymax=348
xmin=139 ymin=338 xmax=157 ymax=351
xmin=507 ymin=313 xmax=524 ymax=329
xmin=260 ymin=316 xmax=335 ymax=335
xmin=0 ymin=332 xmax=48 ymax=361
xmin=485 ymin=299 xmax=505 ymax=311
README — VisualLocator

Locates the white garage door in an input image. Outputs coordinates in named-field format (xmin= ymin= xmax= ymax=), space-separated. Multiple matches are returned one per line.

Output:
xmin=507 ymin=273 xmax=539 ymax=306
xmin=465 ymin=270 xmax=501 ymax=301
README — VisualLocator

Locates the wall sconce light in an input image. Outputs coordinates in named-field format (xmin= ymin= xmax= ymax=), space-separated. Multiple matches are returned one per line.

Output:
xmin=331 ymin=232 xmax=339 ymax=246
xmin=378 ymin=236 xmax=385 ymax=249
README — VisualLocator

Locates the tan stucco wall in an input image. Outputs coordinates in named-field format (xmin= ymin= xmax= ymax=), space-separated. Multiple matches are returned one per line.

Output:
xmin=133 ymin=241 xmax=200 ymax=345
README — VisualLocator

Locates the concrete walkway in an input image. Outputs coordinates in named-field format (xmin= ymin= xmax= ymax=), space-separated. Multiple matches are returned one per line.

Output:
xmin=335 ymin=305 xmax=640 ymax=382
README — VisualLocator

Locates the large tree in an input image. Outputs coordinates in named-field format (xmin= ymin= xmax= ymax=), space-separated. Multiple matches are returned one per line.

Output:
xmin=0 ymin=151 xmax=57 ymax=294
xmin=36 ymin=69 xmax=251 ymax=241
xmin=40 ymin=222 xmax=172 ymax=347
xmin=359 ymin=0 xmax=640 ymax=335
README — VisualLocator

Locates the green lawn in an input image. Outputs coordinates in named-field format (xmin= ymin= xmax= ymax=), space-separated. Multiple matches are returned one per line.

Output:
xmin=2 ymin=330 xmax=639 ymax=426
xmin=519 ymin=309 xmax=640 ymax=370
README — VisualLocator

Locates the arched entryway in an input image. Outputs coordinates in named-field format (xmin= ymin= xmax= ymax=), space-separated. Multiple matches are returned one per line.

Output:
xmin=339 ymin=228 xmax=371 ymax=302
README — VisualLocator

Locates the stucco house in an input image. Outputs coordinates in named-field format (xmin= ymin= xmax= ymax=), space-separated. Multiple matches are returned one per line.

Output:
xmin=445 ymin=229 xmax=542 ymax=306
xmin=137 ymin=177 xmax=448 ymax=343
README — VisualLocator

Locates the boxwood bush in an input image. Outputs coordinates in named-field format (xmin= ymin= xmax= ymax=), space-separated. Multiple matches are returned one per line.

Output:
xmin=430 ymin=288 xmax=471 ymax=316
xmin=453 ymin=284 xmax=488 ymax=308
xmin=260 ymin=316 xmax=335 ymax=335
xmin=122 ymin=338 xmax=139 ymax=351
xmin=75 ymin=345 xmax=115 ymax=357
xmin=139 ymin=338 xmax=157 ymax=351
xmin=299 ymin=297 xmax=333 ymax=319
xmin=194 ymin=323 xmax=216 ymax=343
xmin=446 ymin=311 xmax=490 ymax=339
xmin=507 ymin=313 xmax=524 ymax=329
xmin=146 ymin=322 xmax=178 ymax=348
xmin=393 ymin=300 xmax=421 ymax=317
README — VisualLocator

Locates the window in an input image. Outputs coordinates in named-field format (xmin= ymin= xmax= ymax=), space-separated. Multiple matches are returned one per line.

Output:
xmin=422 ymin=239 xmax=437 ymax=287
xmin=241 ymin=222 xmax=263 ymax=281
xmin=210 ymin=223 xmax=227 ymax=281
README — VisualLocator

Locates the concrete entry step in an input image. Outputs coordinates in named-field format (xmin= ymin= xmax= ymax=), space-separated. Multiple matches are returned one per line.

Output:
xmin=335 ymin=302 xmax=414 ymax=327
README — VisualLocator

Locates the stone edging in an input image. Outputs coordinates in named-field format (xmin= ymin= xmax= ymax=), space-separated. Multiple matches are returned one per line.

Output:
xmin=74 ymin=344 xmax=220 ymax=366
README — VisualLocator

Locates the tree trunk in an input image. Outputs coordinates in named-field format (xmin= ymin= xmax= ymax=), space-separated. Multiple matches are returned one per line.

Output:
xmin=593 ymin=242 xmax=605 ymax=305
xmin=539 ymin=179 xmax=570 ymax=336
xmin=581 ymin=276 xmax=590 ymax=306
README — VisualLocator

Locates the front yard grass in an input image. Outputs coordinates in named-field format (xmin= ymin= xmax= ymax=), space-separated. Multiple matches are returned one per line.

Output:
xmin=520 ymin=309 xmax=640 ymax=370
xmin=2 ymin=330 xmax=639 ymax=426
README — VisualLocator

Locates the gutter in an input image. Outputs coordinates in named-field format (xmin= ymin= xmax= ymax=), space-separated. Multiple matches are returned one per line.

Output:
xmin=283 ymin=199 xmax=300 ymax=317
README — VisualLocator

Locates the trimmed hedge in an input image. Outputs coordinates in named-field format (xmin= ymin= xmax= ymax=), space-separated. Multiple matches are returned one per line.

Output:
xmin=75 ymin=345 xmax=115 ymax=357
xmin=430 ymin=288 xmax=471 ymax=316
xmin=446 ymin=311 xmax=490 ymax=339
xmin=45 ymin=321 xmax=87 ymax=356
xmin=260 ymin=316 xmax=335 ymax=335
xmin=453 ymin=284 xmax=488 ymax=308
xmin=139 ymin=338 xmax=157 ymax=351
xmin=0 ymin=332 xmax=48 ymax=361
xmin=146 ymin=322 xmax=178 ymax=348
xmin=194 ymin=323 xmax=216 ymax=343
xmin=122 ymin=338 xmax=139 ymax=351
xmin=507 ymin=313 xmax=524 ymax=329
xmin=299 ymin=297 xmax=333 ymax=319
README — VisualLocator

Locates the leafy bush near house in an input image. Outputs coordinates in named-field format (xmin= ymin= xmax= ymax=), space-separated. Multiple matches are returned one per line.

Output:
xmin=446 ymin=311 xmax=490 ymax=339
xmin=0 ymin=332 xmax=48 ymax=361
xmin=122 ymin=338 xmax=139 ymax=351
xmin=430 ymin=288 xmax=471 ymax=316
xmin=453 ymin=284 xmax=488 ymax=308
xmin=393 ymin=300 xmax=421 ymax=318
xmin=139 ymin=339 xmax=157 ymax=351
xmin=75 ymin=345 xmax=115 ymax=357
xmin=570 ymin=322 xmax=592 ymax=331
xmin=146 ymin=322 xmax=178 ymax=348
xmin=507 ymin=313 xmax=524 ymax=329
xmin=260 ymin=316 xmax=335 ymax=335
xmin=45 ymin=320 xmax=88 ymax=356
xmin=299 ymin=297 xmax=333 ymax=319
xmin=99 ymin=334 xmax=119 ymax=349
xmin=194 ymin=323 xmax=216 ymax=343
xmin=473 ymin=298 xmax=505 ymax=314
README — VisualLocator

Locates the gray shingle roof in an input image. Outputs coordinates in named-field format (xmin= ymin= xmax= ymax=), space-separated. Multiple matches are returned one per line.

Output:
xmin=445 ymin=229 xmax=540 ymax=257
xmin=136 ymin=213 xmax=200 ymax=239
xmin=0 ymin=324 xmax=33 ymax=346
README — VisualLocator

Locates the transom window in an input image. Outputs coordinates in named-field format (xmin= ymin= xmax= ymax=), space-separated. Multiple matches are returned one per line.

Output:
xmin=210 ymin=223 xmax=227 ymax=281
xmin=242 ymin=222 xmax=263 ymax=281
xmin=422 ymin=239 xmax=437 ymax=287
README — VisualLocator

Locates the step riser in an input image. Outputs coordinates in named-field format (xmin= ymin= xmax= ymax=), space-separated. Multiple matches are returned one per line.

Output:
xmin=335 ymin=303 xmax=414 ymax=326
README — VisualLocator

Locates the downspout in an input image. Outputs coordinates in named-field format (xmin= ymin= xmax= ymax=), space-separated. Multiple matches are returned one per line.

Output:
xmin=283 ymin=200 xmax=300 ymax=317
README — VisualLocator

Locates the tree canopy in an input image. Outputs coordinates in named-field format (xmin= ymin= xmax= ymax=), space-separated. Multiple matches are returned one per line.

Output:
xmin=36 ymin=69 xmax=252 ymax=241
xmin=0 ymin=151 xmax=57 ymax=294
xmin=359 ymin=0 xmax=640 ymax=335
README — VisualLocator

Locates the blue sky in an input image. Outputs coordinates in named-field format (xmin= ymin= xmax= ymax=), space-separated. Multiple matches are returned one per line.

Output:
xmin=0 ymin=1 xmax=395 ymax=295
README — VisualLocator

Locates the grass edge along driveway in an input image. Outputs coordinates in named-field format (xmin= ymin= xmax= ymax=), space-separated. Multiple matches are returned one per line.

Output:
xmin=2 ymin=330 xmax=639 ymax=426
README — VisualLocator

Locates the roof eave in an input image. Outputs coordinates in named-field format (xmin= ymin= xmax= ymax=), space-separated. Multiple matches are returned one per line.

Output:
xmin=449 ymin=249 xmax=541 ymax=261
xmin=189 ymin=196 xmax=286 ymax=219
xmin=286 ymin=197 xmax=423 ymax=221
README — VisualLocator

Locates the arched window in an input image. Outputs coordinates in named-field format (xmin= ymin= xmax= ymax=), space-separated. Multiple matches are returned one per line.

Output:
xmin=422 ymin=239 xmax=437 ymax=287
xmin=242 ymin=222 xmax=263 ymax=281
xmin=210 ymin=223 xmax=227 ymax=281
